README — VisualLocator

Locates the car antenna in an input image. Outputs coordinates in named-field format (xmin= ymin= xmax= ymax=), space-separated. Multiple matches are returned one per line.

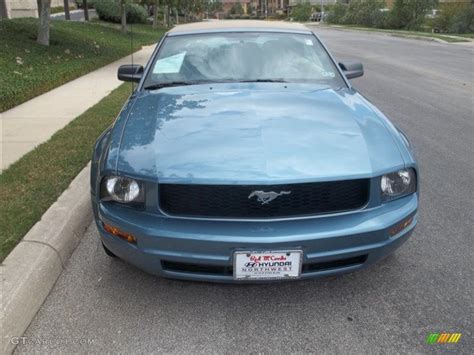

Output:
xmin=130 ymin=21 xmax=134 ymax=94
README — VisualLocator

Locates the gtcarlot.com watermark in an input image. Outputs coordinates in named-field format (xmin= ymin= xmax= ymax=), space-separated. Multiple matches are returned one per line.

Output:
xmin=10 ymin=336 xmax=95 ymax=346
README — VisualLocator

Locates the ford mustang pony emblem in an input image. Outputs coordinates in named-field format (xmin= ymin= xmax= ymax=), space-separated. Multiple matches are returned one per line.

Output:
xmin=248 ymin=190 xmax=292 ymax=205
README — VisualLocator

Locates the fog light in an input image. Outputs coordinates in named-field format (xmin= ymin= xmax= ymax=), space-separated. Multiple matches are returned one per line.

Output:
xmin=389 ymin=216 xmax=414 ymax=237
xmin=103 ymin=223 xmax=137 ymax=244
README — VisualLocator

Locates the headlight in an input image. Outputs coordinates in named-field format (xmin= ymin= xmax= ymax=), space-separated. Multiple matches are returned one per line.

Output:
xmin=381 ymin=168 xmax=417 ymax=201
xmin=101 ymin=176 xmax=144 ymax=204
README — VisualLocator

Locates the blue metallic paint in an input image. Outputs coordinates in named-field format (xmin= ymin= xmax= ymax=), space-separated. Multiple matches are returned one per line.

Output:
xmin=91 ymin=30 xmax=418 ymax=282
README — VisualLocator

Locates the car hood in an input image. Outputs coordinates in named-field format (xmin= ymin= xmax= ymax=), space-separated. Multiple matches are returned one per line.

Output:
xmin=116 ymin=84 xmax=404 ymax=183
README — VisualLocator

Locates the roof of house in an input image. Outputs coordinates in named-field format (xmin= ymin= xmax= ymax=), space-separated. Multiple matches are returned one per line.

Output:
xmin=168 ymin=20 xmax=311 ymax=35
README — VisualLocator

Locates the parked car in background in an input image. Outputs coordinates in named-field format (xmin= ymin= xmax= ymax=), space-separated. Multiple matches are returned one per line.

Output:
xmin=75 ymin=0 xmax=94 ymax=9
xmin=91 ymin=21 xmax=419 ymax=282
xmin=310 ymin=12 xmax=322 ymax=22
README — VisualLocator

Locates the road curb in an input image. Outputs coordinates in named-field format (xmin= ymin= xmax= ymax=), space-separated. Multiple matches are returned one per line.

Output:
xmin=1 ymin=164 xmax=92 ymax=354
xmin=314 ymin=24 xmax=472 ymax=44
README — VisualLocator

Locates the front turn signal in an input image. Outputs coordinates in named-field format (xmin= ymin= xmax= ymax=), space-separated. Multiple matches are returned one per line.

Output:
xmin=389 ymin=216 xmax=414 ymax=237
xmin=103 ymin=223 xmax=137 ymax=244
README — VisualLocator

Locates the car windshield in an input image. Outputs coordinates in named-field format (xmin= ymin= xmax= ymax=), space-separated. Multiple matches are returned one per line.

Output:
xmin=143 ymin=32 xmax=346 ymax=89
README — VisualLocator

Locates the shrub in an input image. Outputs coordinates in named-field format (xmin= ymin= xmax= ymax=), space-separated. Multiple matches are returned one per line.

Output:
xmin=229 ymin=2 xmax=244 ymax=15
xmin=291 ymin=2 xmax=312 ymax=22
xmin=95 ymin=0 xmax=120 ymax=22
xmin=388 ymin=0 xmax=437 ymax=30
xmin=342 ymin=0 xmax=386 ymax=28
xmin=433 ymin=3 xmax=474 ymax=33
xmin=325 ymin=3 xmax=347 ymax=24
xmin=126 ymin=3 xmax=148 ymax=23
xmin=326 ymin=0 xmax=386 ymax=27
xmin=95 ymin=0 xmax=147 ymax=24
xmin=273 ymin=13 xmax=287 ymax=20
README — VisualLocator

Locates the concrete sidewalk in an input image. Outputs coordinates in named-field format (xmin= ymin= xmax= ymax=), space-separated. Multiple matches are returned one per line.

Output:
xmin=0 ymin=45 xmax=155 ymax=171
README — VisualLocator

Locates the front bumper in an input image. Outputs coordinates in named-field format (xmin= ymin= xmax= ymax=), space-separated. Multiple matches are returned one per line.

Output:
xmin=93 ymin=194 xmax=418 ymax=282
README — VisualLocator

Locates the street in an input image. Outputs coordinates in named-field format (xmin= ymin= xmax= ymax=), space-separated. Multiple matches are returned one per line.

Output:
xmin=16 ymin=27 xmax=473 ymax=353
xmin=51 ymin=9 xmax=98 ymax=21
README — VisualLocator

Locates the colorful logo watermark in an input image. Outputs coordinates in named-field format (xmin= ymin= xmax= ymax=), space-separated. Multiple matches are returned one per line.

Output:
xmin=426 ymin=333 xmax=462 ymax=344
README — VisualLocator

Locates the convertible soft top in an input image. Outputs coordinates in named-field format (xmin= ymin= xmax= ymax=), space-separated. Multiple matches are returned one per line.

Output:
xmin=167 ymin=20 xmax=312 ymax=35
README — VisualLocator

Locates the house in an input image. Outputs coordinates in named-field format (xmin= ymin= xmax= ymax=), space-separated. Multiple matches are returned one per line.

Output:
xmin=288 ymin=0 xmax=337 ymax=7
xmin=221 ymin=0 xmax=251 ymax=15
xmin=1 ymin=0 xmax=65 ymax=19
xmin=219 ymin=0 xmax=289 ymax=17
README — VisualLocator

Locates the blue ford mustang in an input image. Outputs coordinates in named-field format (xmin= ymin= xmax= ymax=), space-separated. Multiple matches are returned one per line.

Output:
xmin=91 ymin=21 xmax=418 ymax=282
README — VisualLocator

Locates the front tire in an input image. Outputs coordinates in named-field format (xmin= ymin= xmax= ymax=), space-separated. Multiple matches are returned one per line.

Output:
xmin=102 ymin=242 xmax=117 ymax=258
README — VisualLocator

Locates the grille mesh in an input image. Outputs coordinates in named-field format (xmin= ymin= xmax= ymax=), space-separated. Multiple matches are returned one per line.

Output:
xmin=159 ymin=179 xmax=370 ymax=219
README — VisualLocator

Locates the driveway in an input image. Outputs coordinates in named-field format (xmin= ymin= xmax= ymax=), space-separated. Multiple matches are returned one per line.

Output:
xmin=15 ymin=27 xmax=473 ymax=353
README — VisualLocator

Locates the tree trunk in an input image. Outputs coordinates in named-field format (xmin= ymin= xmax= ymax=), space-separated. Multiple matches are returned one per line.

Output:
xmin=37 ymin=0 xmax=51 ymax=46
xmin=152 ymin=0 xmax=159 ymax=29
xmin=0 ymin=0 xmax=8 ymax=19
xmin=83 ymin=0 xmax=89 ymax=21
xmin=120 ymin=0 xmax=127 ymax=33
xmin=63 ymin=0 xmax=70 ymax=20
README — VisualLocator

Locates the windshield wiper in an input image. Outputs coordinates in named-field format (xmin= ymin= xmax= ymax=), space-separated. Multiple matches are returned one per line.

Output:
xmin=237 ymin=79 xmax=288 ymax=83
xmin=143 ymin=81 xmax=197 ymax=90
xmin=144 ymin=79 xmax=287 ymax=90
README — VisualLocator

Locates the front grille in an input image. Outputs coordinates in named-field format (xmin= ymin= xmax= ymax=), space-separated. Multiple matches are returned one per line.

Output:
xmin=162 ymin=261 xmax=233 ymax=276
xmin=159 ymin=179 xmax=370 ymax=219
xmin=302 ymin=255 xmax=367 ymax=273
xmin=161 ymin=255 xmax=368 ymax=276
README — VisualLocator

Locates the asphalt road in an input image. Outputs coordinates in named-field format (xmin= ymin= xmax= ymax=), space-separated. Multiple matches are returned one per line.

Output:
xmin=51 ymin=9 xmax=98 ymax=21
xmin=16 ymin=27 xmax=473 ymax=353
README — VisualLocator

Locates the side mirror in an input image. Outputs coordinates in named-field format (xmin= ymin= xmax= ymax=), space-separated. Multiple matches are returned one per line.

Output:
xmin=118 ymin=64 xmax=144 ymax=83
xmin=339 ymin=61 xmax=364 ymax=80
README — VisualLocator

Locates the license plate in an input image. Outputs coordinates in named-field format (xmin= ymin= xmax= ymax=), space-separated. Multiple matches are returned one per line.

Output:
xmin=233 ymin=250 xmax=302 ymax=280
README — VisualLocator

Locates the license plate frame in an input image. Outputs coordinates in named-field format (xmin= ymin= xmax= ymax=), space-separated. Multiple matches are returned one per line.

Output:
xmin=233 ymin=250 xmax=303 ymax=281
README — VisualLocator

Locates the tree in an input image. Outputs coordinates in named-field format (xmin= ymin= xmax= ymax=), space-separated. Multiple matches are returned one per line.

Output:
xmin=389 ymin=0 xmax=437 ymax=30
xmin=204 ymin=0 xmax=222 ymax=14
xmin=342 ymin=0 xmax=386 ymax=28
xmin=63 ymin=0 xmax=70 ymax=20
xmin=83 ymin=0 xmax=89 ymax=21
xmin=37 ymin=0 xmax=51 ymax=46
xmin=230 ymin=2 xmax=244 ymax=15
xmin=152 ymin=0 xmax=159 ymax=28
xmin=433 ymin=2 xmax=474 ymax=33
xmin=0 ymin=0 xmax=8 ymax=19
xmin=291 ymin=2 xmax=312 ymax=22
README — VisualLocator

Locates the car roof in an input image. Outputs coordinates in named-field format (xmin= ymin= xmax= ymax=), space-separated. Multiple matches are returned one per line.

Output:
xmin=167 ymin=20 xmax=311 ymax=36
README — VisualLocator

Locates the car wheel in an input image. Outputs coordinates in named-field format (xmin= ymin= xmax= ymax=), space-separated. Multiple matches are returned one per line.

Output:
xmin=102 ymin=242 xmax=117 ymax=258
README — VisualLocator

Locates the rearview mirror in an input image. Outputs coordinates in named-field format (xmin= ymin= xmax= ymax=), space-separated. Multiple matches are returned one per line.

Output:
xmin=339 ymin=61 xmax=364 ymax=80
xmin=118 ymin=64 xmax=144 ymax=83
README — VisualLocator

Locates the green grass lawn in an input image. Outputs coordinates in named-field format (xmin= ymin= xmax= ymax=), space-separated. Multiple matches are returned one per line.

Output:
xmin=323 ymin=24 xmax=472 ymax=43
xmin=0 ymin=83 xmax=131 ymax=262
xmin=0 ymin=19 xmax=165 ymax=112
xmin=455 ymin=33 xmax=474 ymax=39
